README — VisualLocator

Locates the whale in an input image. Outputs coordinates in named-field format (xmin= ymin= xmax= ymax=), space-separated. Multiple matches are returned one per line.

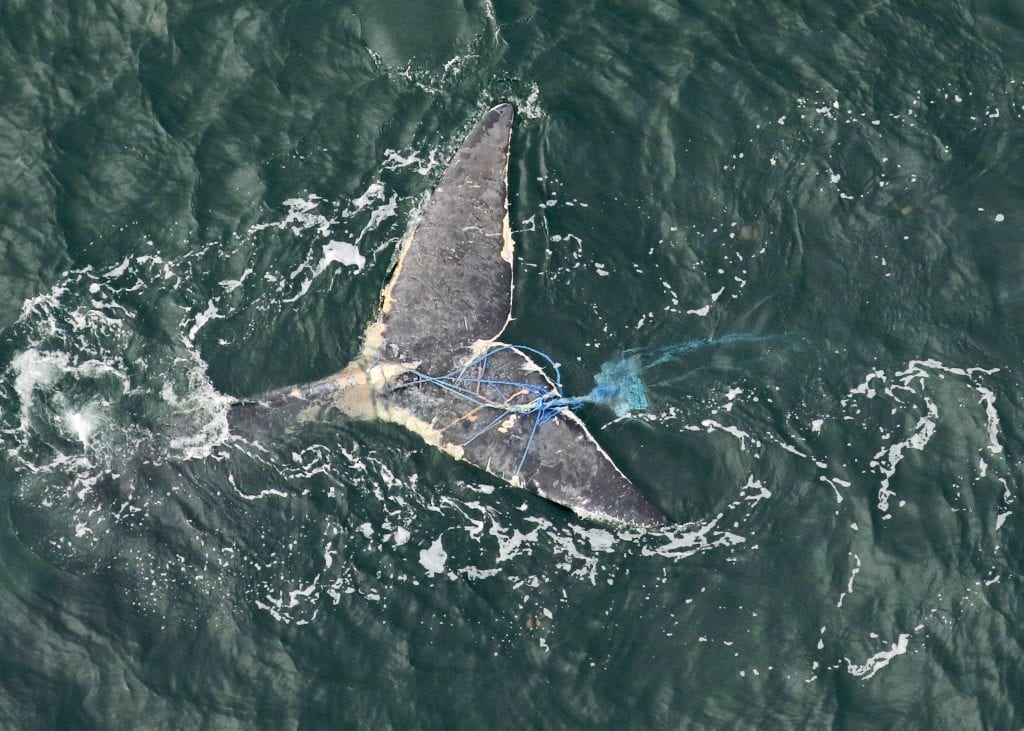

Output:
xmin=229 ymin=104 xmax=668 ymax=527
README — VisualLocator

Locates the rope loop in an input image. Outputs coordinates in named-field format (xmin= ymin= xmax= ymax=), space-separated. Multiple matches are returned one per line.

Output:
xmin=392 ymin=344 xmax=591 ymax=474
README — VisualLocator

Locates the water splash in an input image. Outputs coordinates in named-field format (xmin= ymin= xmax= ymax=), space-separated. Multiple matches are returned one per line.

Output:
xmin=0 ymin=246 xmax=753 ymax=624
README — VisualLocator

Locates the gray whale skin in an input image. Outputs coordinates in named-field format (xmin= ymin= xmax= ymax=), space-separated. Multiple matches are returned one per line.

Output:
xmin=230 ymin=104 xmax=669 ymax=528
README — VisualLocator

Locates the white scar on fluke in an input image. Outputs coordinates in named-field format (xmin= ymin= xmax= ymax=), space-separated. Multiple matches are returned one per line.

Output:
xmin=230 ymin=104 xmax=668 ymax=527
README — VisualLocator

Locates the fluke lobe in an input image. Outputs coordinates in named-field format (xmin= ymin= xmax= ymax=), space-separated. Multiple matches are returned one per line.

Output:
xmin=230 ymin=104 xmax=669 ymax=528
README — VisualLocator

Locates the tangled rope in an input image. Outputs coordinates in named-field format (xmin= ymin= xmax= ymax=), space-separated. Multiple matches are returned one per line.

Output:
xmin=391 ymin=344 xmax=593 ymax=474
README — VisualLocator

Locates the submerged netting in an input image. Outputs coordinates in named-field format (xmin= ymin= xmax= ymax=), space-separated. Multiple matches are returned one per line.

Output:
xmin=587 ymin=356 xmax=649 ymax=416
xmin=588 ymin=333 xmax=792 ymax=417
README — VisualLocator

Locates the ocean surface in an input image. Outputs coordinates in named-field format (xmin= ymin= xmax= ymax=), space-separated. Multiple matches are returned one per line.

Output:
xmin=2 ymin=0 xmax=1023 ymax=727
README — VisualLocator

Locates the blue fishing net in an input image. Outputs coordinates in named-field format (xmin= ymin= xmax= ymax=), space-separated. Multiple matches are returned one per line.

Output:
xmin=586 ymin=356 xmax=649 ymax=417
xmin=585 ymin=334 xmax=793 ymax=417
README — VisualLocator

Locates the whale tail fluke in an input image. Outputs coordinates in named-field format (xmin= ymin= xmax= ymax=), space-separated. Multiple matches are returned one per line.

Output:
xmin=233 ymin=104 xmax=669 ymax=528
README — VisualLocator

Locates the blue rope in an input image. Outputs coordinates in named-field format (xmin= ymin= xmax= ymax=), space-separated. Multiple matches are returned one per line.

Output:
xmin=393 ymin=344 xmax=593 ymax=474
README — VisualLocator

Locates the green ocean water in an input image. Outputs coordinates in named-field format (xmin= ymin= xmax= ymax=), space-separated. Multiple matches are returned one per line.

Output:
xmin=2 ymin=0 xmax=1024 ymax=727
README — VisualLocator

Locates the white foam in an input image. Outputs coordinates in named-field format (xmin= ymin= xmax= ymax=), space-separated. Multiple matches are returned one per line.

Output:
xmin=573 ymin=526 xmax=617 ymax=552
xmin=64 ymin=409 xmax=97 ymax=448
xmin=104 ymin=257 xmax=133 ymax=278
xmin=642 ymin=514 xmax=747 ymax=560
xmin=837 ymin=554 xmax=861 ymax=607
xmin=249 ymin=194 xmax=337 ymax=238
xmin=164 ymin=348 xmax=232 ymax=461
xmin=976 ymin=386 xmax=1003 ymax=454
xmin=219 ymin=268 xmax=253 ymax=293
xmin=233 ymin=485 xmax=290 ymax=501
xmin=12 ymin=348 xmax=66 ymax=425
xmin=845 ymin=634 xmax=910 ymax=679
xmin=186 ymin=300 xmax=221 ymax=343
xmin=701 ymin=419 xmax=755 ymax=450
xmin=845 ymin=369 xmax=886 ymax=402
xmin=346 ymin=182 xmax=385 ymax=215
xmin=321 ymin=241 xmax=366 ymax=272
xmin=381 ymin=149 xmax=440 ymax=176
xmin=520 ymin=83 xmax=543 ymax=120
xmin=419 ymin=536 xmax=448 ymax=576
xmin=740 ymin=477 xmax=772 ymax=506
xmin=872 ymin=398 xmax=937 ymax=513
xmin=820 ymin=476 xmax=845 ymax=504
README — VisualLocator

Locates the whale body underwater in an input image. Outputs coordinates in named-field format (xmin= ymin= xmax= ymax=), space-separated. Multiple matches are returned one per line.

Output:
xmin=229 ymin=104 xmax=669 ymax=527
